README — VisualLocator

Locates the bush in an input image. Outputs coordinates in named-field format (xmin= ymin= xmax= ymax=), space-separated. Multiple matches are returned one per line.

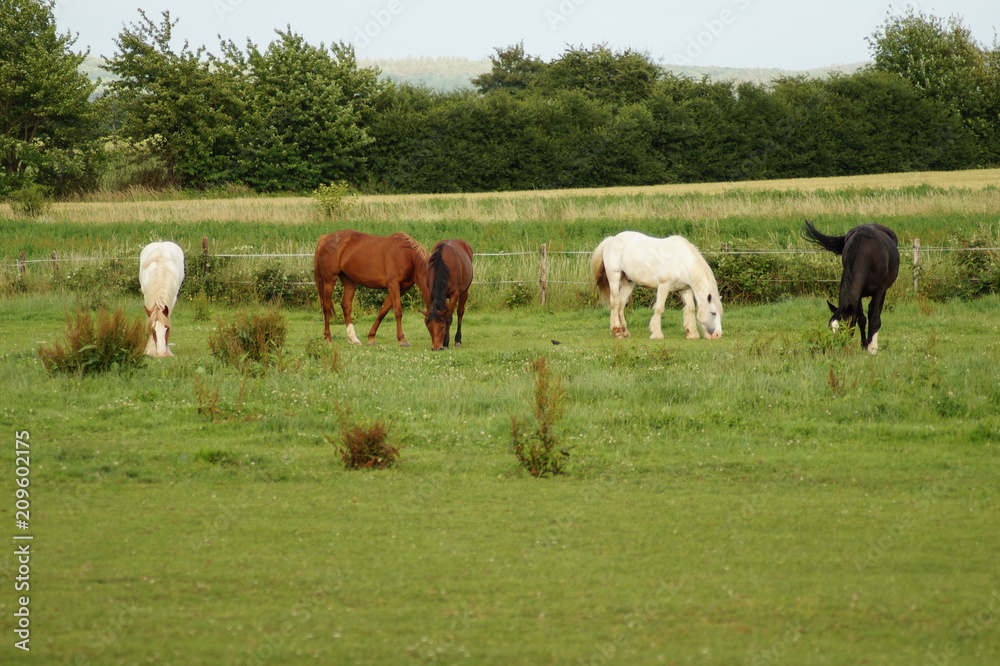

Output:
xmin=38 ymin=308 xmax=147 ymax=375
xmin=504 ymin=281 xmax=534 ymax=308
xmin=327 ymin=406 xmax=400 ymax=470
xmin=207 ymin=309 xmax=287 ymax=369
xmin=313 ymin=180 xmax=357 ymax=218
xmin=252 ymin=260 xmax=315 ymax=306
xmin=511 ymin=355 xmax=569 ymax=477
xmin=9 ymin=184 xmax=53 ymax=218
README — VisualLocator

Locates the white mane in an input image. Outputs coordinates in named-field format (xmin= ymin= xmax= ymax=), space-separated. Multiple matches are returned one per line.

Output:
xmin=140 ymin=242 xmax=185 ymax=311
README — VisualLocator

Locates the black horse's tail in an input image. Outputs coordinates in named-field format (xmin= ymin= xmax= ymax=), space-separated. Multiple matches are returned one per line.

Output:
xmin=802 ymin=220 xmax=846 ymax=255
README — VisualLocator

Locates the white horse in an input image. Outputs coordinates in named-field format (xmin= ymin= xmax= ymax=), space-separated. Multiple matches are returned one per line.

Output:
xmin=591 ymin=231 xmax=722 ymax=340
xmin=139 ymin=242 xmax=185 ymax=357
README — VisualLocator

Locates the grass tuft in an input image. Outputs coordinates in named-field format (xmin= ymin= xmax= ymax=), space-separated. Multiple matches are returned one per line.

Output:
xmin=207 ymin=309 xmax=287 ymax=370
xmin=38 ymin=307 xmax=147 ymax=375
xmin=511 ymin=355 xmax=570 ymax=477
xmin=328 ymin=406 xmax=400 ymax=470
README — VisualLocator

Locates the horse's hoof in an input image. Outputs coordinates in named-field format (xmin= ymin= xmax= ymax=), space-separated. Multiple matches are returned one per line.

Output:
xmin=649 ymin=333 xmax=664 ymax=340
xmin=400 ymin=341 xmax=410 ymax=348
xmin=454 ymin=342 xmax=462 ymax=347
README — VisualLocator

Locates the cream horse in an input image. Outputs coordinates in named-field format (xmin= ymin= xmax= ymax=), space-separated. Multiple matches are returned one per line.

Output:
xmin=591 ymin=231 xmax=722 ymax=340
xmin=139 ymin=242 xmax=185 ymax=357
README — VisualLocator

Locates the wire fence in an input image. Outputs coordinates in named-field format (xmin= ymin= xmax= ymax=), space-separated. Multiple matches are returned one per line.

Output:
xmin=6 ymin=240 xmax=1000 ymax=304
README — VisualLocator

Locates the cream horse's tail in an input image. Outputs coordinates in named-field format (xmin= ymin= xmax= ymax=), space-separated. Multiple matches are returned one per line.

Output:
xmin=590 ymin=237 xmax=612 ymax=305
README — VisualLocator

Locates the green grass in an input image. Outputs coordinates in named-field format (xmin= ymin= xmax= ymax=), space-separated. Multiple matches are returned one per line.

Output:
xmin=2 ymin=291 xmax=998 ymax=664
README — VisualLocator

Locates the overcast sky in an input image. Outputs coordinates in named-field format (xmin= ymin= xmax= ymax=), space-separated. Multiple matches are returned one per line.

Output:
xmin=54 ymin=0 xmax=998 ymax=70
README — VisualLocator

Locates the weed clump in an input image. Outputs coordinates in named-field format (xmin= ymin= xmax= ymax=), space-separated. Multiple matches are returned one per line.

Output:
xmin=511 ymin=355 xmax=569 ymax=477
xmin=313 ymin=180 xmax=357 ymax=218
xmin=38 ymin=308 xmax=147 ymax=375
xmin=327 ymin=407 xmax=399 ymax=470
xmin=207 ymin=309 xmax=287 ymax=369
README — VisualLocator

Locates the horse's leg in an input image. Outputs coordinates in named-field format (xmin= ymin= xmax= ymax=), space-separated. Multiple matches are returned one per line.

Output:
xmin=649 ymin=283 xmax=672 ymax=339
xmin=373 ymin=283 xmax=409 ymax=347
xmin=320 ymin=277 xmax=336 ymax=342
xmin=367 ymin=293 xmax=394 ymax=345
xmin=679 ymin=289 xmax=699 ymax=339
xmin=340 ymin=279 xmax=362 ymax=345
xmin=612 ymin=278 xmax=635 ymax=339
xmin=454 ymin=289 xmax=468 ymax=347
xmin=865 ymin=291 xmax=887 ymax=354
xmin=855 ymin=300 xmax=869 ymax=352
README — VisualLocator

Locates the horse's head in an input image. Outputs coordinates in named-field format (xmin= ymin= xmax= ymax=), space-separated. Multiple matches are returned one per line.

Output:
xmin=423 ymin=307 xmax=448 ymax=351
xmin=698 ymin=293 xmax=723 ymax=339
xmin=827 ymin=300 xmax=857 ymax=331
xmin=145 ymin=305 xmax=173 ymax=357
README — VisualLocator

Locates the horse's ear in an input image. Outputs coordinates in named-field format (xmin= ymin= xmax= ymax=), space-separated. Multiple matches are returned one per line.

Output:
xmin=827 ymin=300 xmax=837 ymax=314
xmin=420 ymin=310 xmax=429 ymax=317
xmin=162 ymin=305 xmax=169 ymax=317
xmin=144 ymin=306 xmax=152 ymax=317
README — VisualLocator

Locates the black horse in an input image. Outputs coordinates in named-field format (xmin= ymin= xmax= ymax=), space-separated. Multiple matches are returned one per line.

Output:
xmin=803 ymin=221 xmax=900 ymax=354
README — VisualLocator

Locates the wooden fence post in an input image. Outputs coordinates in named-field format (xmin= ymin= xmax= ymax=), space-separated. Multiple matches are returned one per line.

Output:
xmin=539 ymin=243 xmax=548 ymax=306
xmin=51 ymin=250 xmax=59 ymax=279
xmin=912 ymin=238 xmax=921 ymax=294
xmin=202 ymin=237 xmax=209 ymax=273
xmin=18 ymin=251 xmax=25 ymax=279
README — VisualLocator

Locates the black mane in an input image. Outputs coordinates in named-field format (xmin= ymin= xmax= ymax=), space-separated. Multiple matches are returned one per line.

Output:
xmin=427 ymin=245 xmax=451 ymax=321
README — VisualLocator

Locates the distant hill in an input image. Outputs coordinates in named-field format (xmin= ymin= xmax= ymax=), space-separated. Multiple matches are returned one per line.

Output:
xmin=79 ymin=55 xmax=870 ymax=93
xmin=363 ymin=57 xmax=869 ymax=91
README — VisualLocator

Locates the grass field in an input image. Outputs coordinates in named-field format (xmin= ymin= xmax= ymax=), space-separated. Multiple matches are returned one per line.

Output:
xmin=1 ymin=170 xmax=999 ymax=664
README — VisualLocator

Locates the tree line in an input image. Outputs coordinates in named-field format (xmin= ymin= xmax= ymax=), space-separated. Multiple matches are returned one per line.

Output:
xmin=2 ymin=1 xmax=998 ymax=199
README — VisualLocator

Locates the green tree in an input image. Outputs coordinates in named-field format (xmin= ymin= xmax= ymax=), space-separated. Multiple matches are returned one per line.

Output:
xmin=471 ymin=42 xmax=545 ymax=95
xmin=222 ymin=31 xmax=378 ymax=191
xmin=538 ymin=45 xmax=661 ymax=106
xmin=105 ymin=10 xmax=243 ymax=187
xmin=867 ymin=8 xmax=994 ymax=163
xmin=0 ymin=0 xmax=101 ymax=196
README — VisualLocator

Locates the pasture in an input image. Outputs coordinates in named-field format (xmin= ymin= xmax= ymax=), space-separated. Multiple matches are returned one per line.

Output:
xmin=1 ymin=172 xmax=999 ymax=664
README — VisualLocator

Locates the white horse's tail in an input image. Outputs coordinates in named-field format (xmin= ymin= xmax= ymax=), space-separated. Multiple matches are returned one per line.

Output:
xmin=590 ymin=238 xmax=611 ymax=305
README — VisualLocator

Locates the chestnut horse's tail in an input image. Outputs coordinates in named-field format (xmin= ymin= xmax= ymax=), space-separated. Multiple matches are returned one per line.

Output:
xmin=313 ymin=232 xmax=343 ymax=307
xmin=802 ymin=220 xmax=845 ymax=255
xmin=590 ymin=237 xmax=612 ymax=304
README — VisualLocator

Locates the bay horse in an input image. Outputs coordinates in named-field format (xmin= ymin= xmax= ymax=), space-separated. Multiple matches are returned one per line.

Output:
xmin=139 ymin=241 xmax=185 ymax=357
xmin=591 ymin=231 xmax=722 ymax=340
xmin=314 ymin=230 xmax=430 ymax=346
xmin=423 ymin=239 xmax=473 ymax=351
xmin=803 ymin=221 xmax=899 ymax=354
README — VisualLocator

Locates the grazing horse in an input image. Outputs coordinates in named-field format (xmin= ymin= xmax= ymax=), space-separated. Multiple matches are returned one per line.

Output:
xmin=314 ymin=230 xmax=430 ymax=346
xmin=139 ymin=241 xmax=185 ymax=357
xmin=590 ymin=231 xmax=722 ymax=340
xmin=803 ymin=221 xmax=899 ymax=354
xmin=423 ymin=239 xmax=474 ymax=351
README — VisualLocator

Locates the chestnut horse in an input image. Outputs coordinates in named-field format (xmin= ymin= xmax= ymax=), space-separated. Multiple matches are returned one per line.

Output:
xmin=139 ymin=241 xmax=185 ymax=357
xmin=803 ymin=221 xmax=899 ymax=354
xmin=423 ymin=239 xmax=473 ymax=350
xmin=314 ymin=230 xmax=430 ymax=346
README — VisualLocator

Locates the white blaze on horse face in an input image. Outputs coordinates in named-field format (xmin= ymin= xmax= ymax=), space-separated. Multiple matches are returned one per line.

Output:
xmin=149 ymin=320 xmax=170 ymax=357
xmin=830 ymin=318 xmax=840 ymax=332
